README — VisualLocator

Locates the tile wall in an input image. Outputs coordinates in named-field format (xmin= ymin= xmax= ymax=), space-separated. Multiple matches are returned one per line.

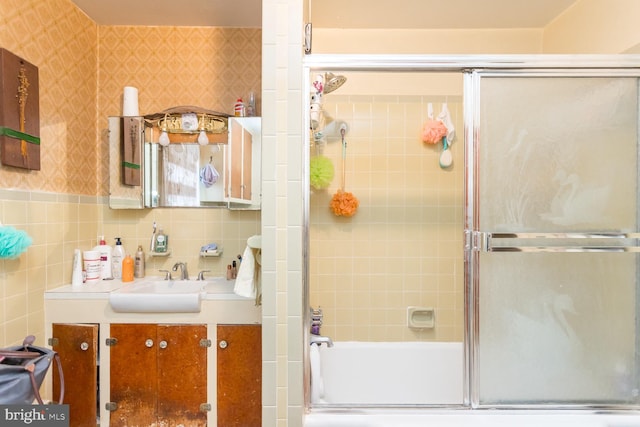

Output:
xmin=309 ymin=94 xmax=465 ymax=342
xmin=0 ymin=191 xmax=101 ymax=345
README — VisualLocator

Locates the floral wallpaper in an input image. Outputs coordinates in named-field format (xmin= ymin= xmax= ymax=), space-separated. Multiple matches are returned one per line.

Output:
xmin=98 ymin=25 xmax=261 ymax=195
xmin=0 ymin=0 xmax=98 ymax=195
xmin=0 ymin=0 xmax=261 ymax=197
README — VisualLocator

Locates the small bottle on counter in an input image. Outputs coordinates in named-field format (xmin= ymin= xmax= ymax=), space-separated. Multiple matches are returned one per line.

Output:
xmin=234 ymin=98 xmax=245 ymax=117
xmin=246 ymin=92 xmax=256 ymax=117
xmin=112 ymin=237 xmax=125 ymax=279
xmin=226 ymin=264 xmax=233 ymax=280
xmin=134 ymin=245 xmax=145 ymax=278
xmin=71 ymin=248 xmax=83 ymax=288
xmin=93 ymin=235 xmax=113 ymax=280
xmin=122 ymin=254 xmax=134 ymax=282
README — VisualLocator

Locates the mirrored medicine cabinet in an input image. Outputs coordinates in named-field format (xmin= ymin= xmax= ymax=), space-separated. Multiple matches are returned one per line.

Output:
xmin=108 ymin=113 xmax=261 ymax=210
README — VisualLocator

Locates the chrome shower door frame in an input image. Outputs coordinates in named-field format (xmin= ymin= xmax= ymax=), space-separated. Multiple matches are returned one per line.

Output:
xmin=302 ymin=54 xmax=640 ymax=411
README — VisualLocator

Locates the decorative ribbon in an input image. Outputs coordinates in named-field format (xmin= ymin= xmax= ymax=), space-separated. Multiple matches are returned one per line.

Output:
xmin=121 ymin=161 xmax=140 ymax=169
xmin=0 ymin=126 xmax=40 ymax=145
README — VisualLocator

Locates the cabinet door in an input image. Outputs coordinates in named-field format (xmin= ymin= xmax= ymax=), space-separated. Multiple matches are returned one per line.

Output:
xmin=108 ymin=116 xmax=145 ymax=209
xmin=226 ymin=117 xmax=261 ymax=208
xmin=157 ymin=324 xmax=208 ymax=427
xmin=110 ymin=323 xmax=157 ymax=427
xmin=230 ymin=121 xmax=252 ymax=201
xmin=52 ymin=323 xmax=98 ymax=427
xmin=217 ymin=324 xmax=261 ymax=427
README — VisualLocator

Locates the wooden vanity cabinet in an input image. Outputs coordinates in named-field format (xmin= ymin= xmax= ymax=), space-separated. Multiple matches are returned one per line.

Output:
xmin=45 ymin=290 xmax=262 ymax=427
xmin=109 ymin=323 xmax=208 ymax=427
xmin=217 ymin=324 xmax=261 ymax=427
xmin=50 ymin=323 xmax=99 ymax=427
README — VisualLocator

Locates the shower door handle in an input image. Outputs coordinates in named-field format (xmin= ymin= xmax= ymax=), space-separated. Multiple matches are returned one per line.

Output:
xmin=470 ymin=230 xmax=640 ymax=253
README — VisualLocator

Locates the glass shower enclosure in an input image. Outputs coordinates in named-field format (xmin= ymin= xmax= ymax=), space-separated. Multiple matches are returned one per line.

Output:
xmin=304 ymin=55 xmax=640 ymax=409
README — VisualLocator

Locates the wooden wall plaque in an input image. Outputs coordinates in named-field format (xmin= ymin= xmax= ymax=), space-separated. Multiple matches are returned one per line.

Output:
xmin=121 ymin=116 xmax=142 ymax=186
xmin=0 ymin=48 xmax=40 ymax=170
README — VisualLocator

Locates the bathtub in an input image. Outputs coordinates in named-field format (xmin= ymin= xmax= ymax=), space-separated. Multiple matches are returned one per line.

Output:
xmin=311 ymin=341 xmax=464 ymax=406
xmin=307 ymin=341 xmax=640 ymax=427
xmin=304 ymin=409 xmax=640 ymax=427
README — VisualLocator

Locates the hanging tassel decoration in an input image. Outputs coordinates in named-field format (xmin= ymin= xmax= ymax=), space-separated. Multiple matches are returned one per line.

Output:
xmin=0 ymin=222 xmax=32 ymax=259
xmin=330 ymin=127 xmax=359 ymax=217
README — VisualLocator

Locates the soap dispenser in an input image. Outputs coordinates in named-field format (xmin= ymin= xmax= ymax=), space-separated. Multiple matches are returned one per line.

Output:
xmin=155 ymin=229 xmax=168 ymax=253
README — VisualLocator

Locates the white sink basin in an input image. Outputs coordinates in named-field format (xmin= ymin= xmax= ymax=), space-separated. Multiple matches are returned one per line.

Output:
xmin=109 ymin=280 xmax=207 ymax=313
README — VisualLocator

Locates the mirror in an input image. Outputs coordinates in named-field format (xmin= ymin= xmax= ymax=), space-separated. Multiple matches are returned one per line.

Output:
xmin=108 ymin=116 xmax=261 ymax=210
xmin=145 ymin=142 xmax=228 ymax=208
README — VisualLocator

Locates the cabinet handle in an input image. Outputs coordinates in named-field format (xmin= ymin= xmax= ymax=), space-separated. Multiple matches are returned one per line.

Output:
xmin=159 ymin=340 xmax=168 ymax=349
xmin=145 ymin=339 xmax=154 ymax=348
xmin=219 ymin=340 xmax=228 ymax=349
xmin=80 ymin=342 xmax=89 ymax=351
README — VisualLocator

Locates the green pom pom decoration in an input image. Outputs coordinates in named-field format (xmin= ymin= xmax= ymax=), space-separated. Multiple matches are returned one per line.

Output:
xmin=309 ymin=155 xmax=335 ymax=190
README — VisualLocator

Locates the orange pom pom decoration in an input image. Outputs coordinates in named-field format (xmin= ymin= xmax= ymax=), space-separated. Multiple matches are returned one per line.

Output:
xmin=330 ymin=189 xmax=359 ymax=217
xmin=330 ymin=126 xmax=359 ymax=217
xmin=422 ymin=119 xmax=447 ymax=144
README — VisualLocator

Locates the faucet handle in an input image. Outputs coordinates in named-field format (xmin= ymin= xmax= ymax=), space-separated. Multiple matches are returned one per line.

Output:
xmin=182 ymin=262 xmax=189 ymax=280
xmin=197 ymin=270 xmax=211 ymax=281
xmin=159 ymin=269 xmax=173 ymax=280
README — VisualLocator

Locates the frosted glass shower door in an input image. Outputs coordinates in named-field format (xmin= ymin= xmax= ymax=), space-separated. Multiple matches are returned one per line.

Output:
xmin=469 ymin=73 xmax=640 ymax=407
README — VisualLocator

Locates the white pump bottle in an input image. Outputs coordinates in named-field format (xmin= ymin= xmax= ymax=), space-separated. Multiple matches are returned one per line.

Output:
xmin=112 ymin=237 xmax=126 ymax=280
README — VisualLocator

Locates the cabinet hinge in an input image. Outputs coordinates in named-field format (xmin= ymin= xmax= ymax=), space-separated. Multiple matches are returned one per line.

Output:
xmin=199 ymin=339 xmax=212 ymax=348
xmin=48 ymin=337 xmax=59 ymax=347
xmin=106 ymin=338 xmax=118 ymax=346
xmin=105 ymin=402 xmax=118 ymax=411
xmin=199 ymin=403 xmax=211 ymax=412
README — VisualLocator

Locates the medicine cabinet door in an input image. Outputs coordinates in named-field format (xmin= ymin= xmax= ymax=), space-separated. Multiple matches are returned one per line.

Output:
xmin=108 ymin=116 xmax=145 ymax=209
xmin=225 ymin=117 xmax=261 ymax=209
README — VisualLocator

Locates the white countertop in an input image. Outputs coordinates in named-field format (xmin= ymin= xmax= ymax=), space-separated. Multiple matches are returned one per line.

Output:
xmin=45 ymin=277 xmax=252 ymax=301
xmin=45 ymin=281 xmax=123 ymax=299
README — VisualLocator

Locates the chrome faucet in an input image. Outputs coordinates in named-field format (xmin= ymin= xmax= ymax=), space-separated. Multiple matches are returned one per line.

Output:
xmin=310 ymin=335 xmax=333 ymax=347
xmin=172 ymin=262 xmax=189 ymax=280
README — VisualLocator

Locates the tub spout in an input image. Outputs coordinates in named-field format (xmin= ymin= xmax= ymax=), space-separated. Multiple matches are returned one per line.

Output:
xmin=310 ymin=335 xmax=333 ymax=347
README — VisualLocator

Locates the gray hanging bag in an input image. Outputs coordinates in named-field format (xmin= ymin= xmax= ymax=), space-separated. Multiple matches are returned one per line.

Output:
xmin=0 ymin=335 xmax=64 ymax=404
